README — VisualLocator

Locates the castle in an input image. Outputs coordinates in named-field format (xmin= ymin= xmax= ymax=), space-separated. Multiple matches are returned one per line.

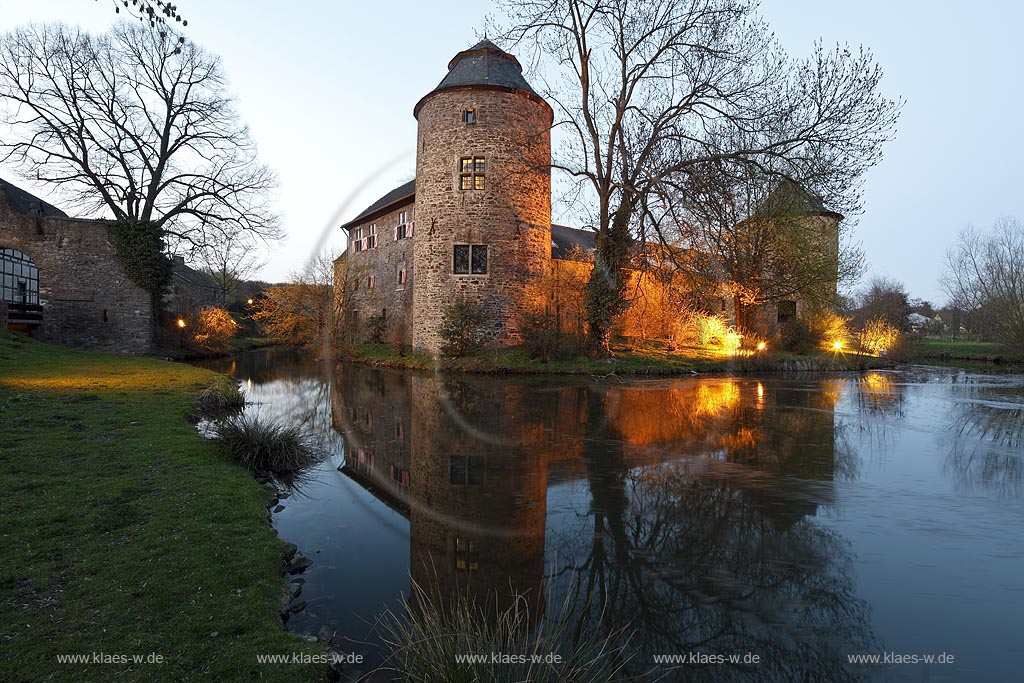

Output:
xmin=337 ymin=40 xmax=840 ymax=355
xmin=1 ymin=177 xmax=224 ymax=353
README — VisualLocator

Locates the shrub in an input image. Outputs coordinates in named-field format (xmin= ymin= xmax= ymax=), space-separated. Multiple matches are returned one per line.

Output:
xmin=695 ymin=313 xmax=730 ymax=347
xmin=367 ymin=309 xmax=387 ymax=344
xmin=192 ymin=306 xmax=240 ymax=352
xmin=385 ymin=324 xmax=407 ymax=357
xmin=439 ymin=300 xmax=487 ymax=357
xmin=779 ymin=317 xmax=817 ymax=353
xmin=214 ymin=414 xmax=314 ymax=476
xmin=519 ymin=311 xmax=582 ymax=362
xmin=196 ymin=379 xmax=245 ymax=413
xmin=806 ymin=309 xmax=851 ymax=349
xmin=686 ymin=312 xmax=742 ymax=353
xmin=858 ymin=316 xmax=901 ymax=356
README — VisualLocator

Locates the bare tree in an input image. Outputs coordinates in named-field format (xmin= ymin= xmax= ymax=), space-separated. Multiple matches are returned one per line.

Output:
xmin=194 ymin=229 xmax=265 ymax=306
xmin=854 ymin=275 xmax=911 ymax=330
xmin=942 ymin=218 xmax=1024 ymax=351
xmin=0 ymin=21 xmax=278 ymax=254
xmin=499 ymin=0 xmax=899 ymax=352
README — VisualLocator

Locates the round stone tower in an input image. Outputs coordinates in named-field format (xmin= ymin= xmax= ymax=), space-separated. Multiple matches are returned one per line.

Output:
xmin=412 ymin=40 xmax=553 ymax=355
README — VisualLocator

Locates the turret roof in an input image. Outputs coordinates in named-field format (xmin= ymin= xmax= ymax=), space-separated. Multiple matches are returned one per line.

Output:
xmin=414 ymin=39 xmax=548 ymax=117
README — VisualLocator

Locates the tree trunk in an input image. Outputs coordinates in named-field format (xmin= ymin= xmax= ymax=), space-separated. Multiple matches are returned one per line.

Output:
xmin=585 ymin=200 xmax=634 ymax=356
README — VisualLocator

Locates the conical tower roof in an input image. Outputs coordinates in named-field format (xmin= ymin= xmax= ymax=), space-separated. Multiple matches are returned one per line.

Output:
xmin=414 ymin=39 xmax=549 ymax=118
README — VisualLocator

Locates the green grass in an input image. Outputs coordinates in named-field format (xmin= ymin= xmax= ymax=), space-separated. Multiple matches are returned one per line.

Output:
xmin=918 ymin=338 xmax=1024 ymax=361
xmin=349 ymin=337 xmax=889 ymax=375
xmin=0 ymin=333 xmax=323 ymax=683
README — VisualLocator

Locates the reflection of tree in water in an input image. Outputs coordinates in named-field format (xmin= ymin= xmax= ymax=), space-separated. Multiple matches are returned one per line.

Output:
xmin=544 ymin=388 xmax=875 ymax=682
xmin=946 ymin=385 xmax=1024 ymax=498
xmin=835 ymin=372 xmax=908 ymax=467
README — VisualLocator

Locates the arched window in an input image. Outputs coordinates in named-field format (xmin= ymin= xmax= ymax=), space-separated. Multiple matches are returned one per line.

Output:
xmin=1 ymin=249 xmax=39 ymax=305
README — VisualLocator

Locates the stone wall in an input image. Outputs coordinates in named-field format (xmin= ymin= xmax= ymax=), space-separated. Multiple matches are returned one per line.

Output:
xmin=342 ymin=203 xmax=415 ymax=346
xmin=412 ymin=88 xmax=552 ymax=354
xmin=0 ymin=200 xmax=153 ymax=354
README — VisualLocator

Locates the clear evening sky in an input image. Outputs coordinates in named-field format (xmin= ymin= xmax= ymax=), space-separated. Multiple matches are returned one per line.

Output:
xmin=0 ymin=0 xmax=1020 ymax=305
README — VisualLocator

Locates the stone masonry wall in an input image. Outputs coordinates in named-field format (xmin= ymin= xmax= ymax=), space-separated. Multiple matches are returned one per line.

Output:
xmin=0 ymin=199 xmax=153 ymax=354
xmin=342 ymin=203 xmax=415 ymax=347
xmin=413 ymin=89 xmax=552 ymax=355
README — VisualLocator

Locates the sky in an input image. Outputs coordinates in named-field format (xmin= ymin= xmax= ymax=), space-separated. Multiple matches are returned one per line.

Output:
xmin=0 ymin=0 xmax=1021 ymax=304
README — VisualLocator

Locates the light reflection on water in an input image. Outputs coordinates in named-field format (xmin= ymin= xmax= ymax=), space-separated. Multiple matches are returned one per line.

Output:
xmin=198 ymin=350 xmax=1024 ymax=682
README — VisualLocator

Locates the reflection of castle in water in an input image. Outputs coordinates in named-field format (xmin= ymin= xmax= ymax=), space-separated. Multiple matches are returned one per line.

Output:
xmin=329 ymin=366 xmax=846 ymax=619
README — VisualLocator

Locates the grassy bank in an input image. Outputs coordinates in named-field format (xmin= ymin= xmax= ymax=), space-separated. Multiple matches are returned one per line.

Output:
xmin=348 ymin=338 xmax=891 ymax=375
xmin=916 ymin=338 xmax=1024 ymax=370
xmin=0 ymin=334 xmax=322 ymax=682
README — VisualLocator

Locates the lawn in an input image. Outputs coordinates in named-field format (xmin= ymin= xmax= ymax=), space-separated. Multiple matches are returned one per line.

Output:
xmin=0 ymin=334 xmax=322 ymax=682
xmin=918 ymin=338 xmax=1024 ymax=362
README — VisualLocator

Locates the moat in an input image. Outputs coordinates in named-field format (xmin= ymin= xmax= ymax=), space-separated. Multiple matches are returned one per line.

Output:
xmin=200 ymin=349 xmax=1024 ymax=682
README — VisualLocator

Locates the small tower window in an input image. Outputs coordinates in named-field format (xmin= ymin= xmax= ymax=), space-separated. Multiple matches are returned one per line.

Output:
xmin=463 ymin=107 xmax=476 ymax=124
xmin=453 ymin=244 xmax=488 ymax=275
xmin=459 ymin=156 xmax=485 ymax=190
xmin=368 ymin=274 xmax=375 ymax=289
xmin=367 ymin=223 xmax=378 ymax=249
xmin=397 ymin=267 xmax=407 ymax=286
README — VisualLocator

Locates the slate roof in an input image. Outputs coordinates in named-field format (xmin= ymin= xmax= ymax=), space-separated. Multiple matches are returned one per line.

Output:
xmin=339 ymin=178 xmax=415 ymax=231
xmin=339 ymin=181 xmax=596 ymax=261
xmin=755 ymin=180 xmax=843 ymax=220
xmin=414 ymin=39 xmax=548 ymax=117
xmin=0 ymin=177 xmax=68 ymax=218
xmin=551 ymin=223 xmax=596 ymax=260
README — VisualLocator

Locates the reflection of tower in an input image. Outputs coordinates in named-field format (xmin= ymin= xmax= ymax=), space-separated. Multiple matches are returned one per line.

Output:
xmin=412 ymin=40 xmax=553 ymax=354
xmin=331 ymin=366 xmax=551 ymax=620
xmin=407 ymin=376 xmax=548 ymax=620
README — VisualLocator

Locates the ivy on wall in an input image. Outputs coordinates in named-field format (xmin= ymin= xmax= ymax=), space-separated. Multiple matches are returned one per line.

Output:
xmin=106 ymin=219 xmax=172 ymax=300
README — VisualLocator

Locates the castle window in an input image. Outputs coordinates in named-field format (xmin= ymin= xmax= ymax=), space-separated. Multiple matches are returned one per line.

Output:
xmin=396 ymin=210 xmax=409 ymax=239
xmin=1 ymin=249 xmax=40 ymax=305
xmin=454 ymin=537 xmax=479 ymax=573
xmin=450 ymin=455 xmax=485 ymax=486
xmin=368 ymin=274 xmax=375 ymax=289
xmin=453 ymin=244 xmax=488 ymax=275
xmin=397 ymin=267 xmax=407 ymax=286
xmin=367 ymin=223 xmax=378 ymax=249
xmin=459 ymin=156 xmax=485 ymax=190
xmin=463 ymin=107 xmax=476 ymax=124
xmin=352 ymin=227 xmax=364 ymax=253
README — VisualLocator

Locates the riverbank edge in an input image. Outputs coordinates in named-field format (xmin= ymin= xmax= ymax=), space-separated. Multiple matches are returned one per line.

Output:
xmin=341 ymin=342 xmax=897 ymax=376
xmin=0 ymin=334 xmax=329 ymax=683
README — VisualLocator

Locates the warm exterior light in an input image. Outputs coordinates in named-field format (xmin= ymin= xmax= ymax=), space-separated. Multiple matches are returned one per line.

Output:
xmin=247 ymin=298 xmax=254 ymax=305
xmin=177 ymin=318 xmax=187 ymax=329
xmin=756 ymin=341 xmax=767 ymax=352
xmin=832 ymin=340 xmax=843 ymax=351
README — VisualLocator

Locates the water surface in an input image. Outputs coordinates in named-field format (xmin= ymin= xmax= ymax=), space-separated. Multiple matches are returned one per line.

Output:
xmin=200 ymin=350 xmax=1024 ymax=681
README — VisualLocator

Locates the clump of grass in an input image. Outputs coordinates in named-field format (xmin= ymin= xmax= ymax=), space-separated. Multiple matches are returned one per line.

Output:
xmin=377 ymin=581 xmax=630 ymax=682
xmin=214 ymin=414 xmax=314 ymax=477
xmin=196 ymin=378 xmax=246 ymax=413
